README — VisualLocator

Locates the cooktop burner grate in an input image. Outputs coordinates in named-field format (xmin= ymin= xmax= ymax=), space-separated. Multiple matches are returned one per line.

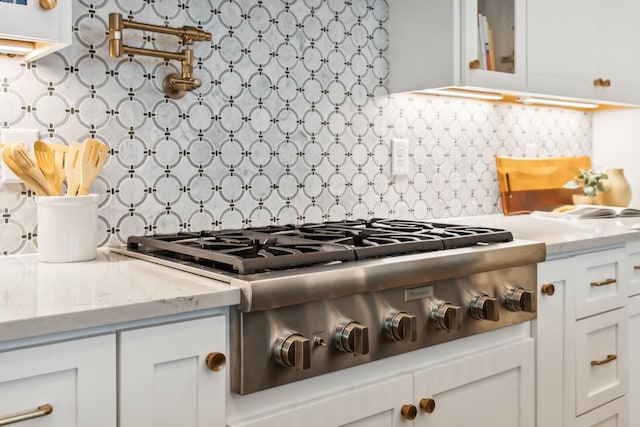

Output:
xmin=125 ymin=219 xmax=513 ymax=274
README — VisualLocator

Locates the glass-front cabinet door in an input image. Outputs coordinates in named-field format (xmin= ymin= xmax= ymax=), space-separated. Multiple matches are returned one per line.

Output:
xmin=461 ymin=0 xmax=526 ymax=92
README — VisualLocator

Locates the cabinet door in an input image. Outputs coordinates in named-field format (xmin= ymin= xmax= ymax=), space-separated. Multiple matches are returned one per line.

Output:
xmin=227 ymin=374 xmax=415 ymax=427
xmin=119 ymin=316 xmax=227 ymax=427
xmin=574 ymin=248 xmax=627 ymax=320
xmin=575 ymin=396 xmax=628 ymax=427
xmin=575 ymin=308 xmax=628 ymax=416
xmin=536 ymin=257 xmax=574 ymax=427
xmin=413 ymin=338 xmax=534 ymax=427
xmin=625 ymin=241 xmax=640 ymax=297
xmin=527 ymin=0 xmax=593 ymax=99
xmin=591 ymin=0 xmax=640 ymax=104
xmin=0 ymin=334 xmax=116 ymax=427
xmin=461 ymin=0 xmax=527 ymax=91
xmin=628 ymin=296 xmax=640 ymax=426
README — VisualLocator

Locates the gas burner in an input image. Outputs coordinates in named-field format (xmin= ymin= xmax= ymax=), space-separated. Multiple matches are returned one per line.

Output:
xmin=125 ymin=219 xmax=513 ymax=274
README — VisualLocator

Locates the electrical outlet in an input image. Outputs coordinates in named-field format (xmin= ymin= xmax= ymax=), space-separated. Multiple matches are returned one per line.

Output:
xmin=391 ymin=138 xmax=409 ymax=176
xmin=1 ymin=129 xmax=39 ymax=183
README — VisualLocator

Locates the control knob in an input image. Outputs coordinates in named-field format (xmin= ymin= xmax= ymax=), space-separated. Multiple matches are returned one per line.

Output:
xmin=505 ymin=286 xmax=536 ymax=313
xmin=334 ymin=321 xmax=369 ymax=354
xmin=470 ymin=294 xmax=500 ymax=321
xmin=384 ymin=311 xmax=417 ymax=342
xmin=430 ymin=302 xmax=463 ymax=331
xmin=273 ymin=333 xmax=311 ymax=370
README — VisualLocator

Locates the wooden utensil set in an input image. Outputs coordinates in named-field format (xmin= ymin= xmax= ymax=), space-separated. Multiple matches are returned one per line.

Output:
xmin=1 ymin=138 xmax=109 ymax=196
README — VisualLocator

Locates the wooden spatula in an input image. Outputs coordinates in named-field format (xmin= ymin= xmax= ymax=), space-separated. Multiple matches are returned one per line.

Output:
xmin=33 ymin=140 xmax=58 ymax=195
xmin=9 ymin=143 xmax=54 ymax=196
xmin=77 ymin=138 xmax=109 ymax=196
xmin=47 ymin=143 xmax=69 ymax=196
xmin=65 ymin=141 xmax=84 ymax=196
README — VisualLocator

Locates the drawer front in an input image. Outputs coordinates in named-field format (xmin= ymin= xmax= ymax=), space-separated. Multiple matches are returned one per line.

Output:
xmin=575 ymin=396 xmax=628 ymax=427
xmin=626 ymin=241 xmax=640 ymax=297
xmin=575 ymin=308 xmax=628 ymax=416
xmin=575 ymin=249 xmax=627 ymax=319
xmin=0 ymin=334 xmax=116 ymax=427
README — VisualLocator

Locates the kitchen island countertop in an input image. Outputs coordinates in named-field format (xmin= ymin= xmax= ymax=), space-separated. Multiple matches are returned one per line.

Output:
xmin=444 ymin=213 xmax=640 ymax=256
xmin=0 ymin=249 xmax=240 ymax=343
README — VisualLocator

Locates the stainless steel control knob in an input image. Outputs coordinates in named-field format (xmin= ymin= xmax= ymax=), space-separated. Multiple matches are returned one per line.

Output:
xmin=273 ymin=333 xmax=311 ymax=370
xmin=384 ymin=311 xmax=418 ymax=342
xmin=334 ymin=321 xmax=369 ymax=354
xmin=430 ymin=302 xmax=463 ymax=331
xmin=470 ymin=294 xmax=500 ymax=321
xmin=505 ymin=286 xmax=536 ymax=313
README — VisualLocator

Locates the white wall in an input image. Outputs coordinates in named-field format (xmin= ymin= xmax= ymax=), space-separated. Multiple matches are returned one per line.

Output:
xmin=593 ymin=109 xmax=640 ymax=207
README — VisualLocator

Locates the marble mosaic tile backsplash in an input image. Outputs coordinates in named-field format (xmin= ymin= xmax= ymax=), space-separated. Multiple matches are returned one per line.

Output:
xmin=0 ymin=0 xmax=591 ymax=255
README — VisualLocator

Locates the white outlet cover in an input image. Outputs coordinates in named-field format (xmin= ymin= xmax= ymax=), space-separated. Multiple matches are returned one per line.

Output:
xmin=391 ymin=138 xmax=409 ymax=176
xmin=1 ymin=129 xmax=39 ymax=183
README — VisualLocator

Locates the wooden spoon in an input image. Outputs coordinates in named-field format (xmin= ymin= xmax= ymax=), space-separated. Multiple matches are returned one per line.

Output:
xmin=65 ymin=141 xmax=84 ymax=196
xmin=33 ymin=140 xmax=58 ymax=195
xmin=4 ymin=144 xmax=53 ymax=196
xmin=77 ymin=138 xmax=109 ymax=196
xmin=46 ymin=143 xmax=69 ymax=196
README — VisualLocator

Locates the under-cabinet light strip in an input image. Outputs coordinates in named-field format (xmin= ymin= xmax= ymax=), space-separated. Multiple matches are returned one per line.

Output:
xmin=418 ymin=88 xmax=505 ymax=101
xmin=0 ymin=38 xmax=34 ymax=55
xmin=518 ymin=97 xmax=599 ymax=109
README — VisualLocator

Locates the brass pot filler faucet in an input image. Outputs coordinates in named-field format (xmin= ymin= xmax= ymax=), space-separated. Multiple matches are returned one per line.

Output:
xmin=108 ymin=13 xmax=212 ymax=99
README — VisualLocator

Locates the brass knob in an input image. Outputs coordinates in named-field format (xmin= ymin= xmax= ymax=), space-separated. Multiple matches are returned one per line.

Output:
xmin=420 ymin=397 xmax=436 ymax=413
xmin=401 ymin=404 xmax=417 ymax=420
xmin=603 ymin=79 xmax=611 ymax=87
xmin=39 ymin=0 xmax=57 ymax=10
xmin=469 ymin=59 xmax=481 ymax=69
xmin=205 ymin=352 xmax=226 ymax=372
xmin=593 ymin=78 xmax=603 ymax=86
xmin=541 ymin=284 xmax=555 ymax=296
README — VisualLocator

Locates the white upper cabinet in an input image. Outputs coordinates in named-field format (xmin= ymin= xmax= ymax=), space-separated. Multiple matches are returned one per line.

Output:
xmin=0 ymin=0 xmax=72 ymax=61
xmin=527 ymin=0 xmax=640 ymax=105
xmin=389 ymin=0 xmax=527 ymax=94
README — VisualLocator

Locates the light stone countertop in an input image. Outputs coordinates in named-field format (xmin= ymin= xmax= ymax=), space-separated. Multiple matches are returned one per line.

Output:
xmin=3 ymin=214 xmax=640 ymax=344
xmin=443 ymin=214 xmax=640 ymax=256
xmin=0 ymin=249 xmax=240 ymax=342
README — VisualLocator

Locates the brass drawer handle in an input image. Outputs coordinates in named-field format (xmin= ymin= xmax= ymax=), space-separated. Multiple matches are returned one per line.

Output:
xmin=400 ymin=404 xmax=417 ymax=420
xmin=590 ymin=278 xmax=616 ymax=287
xmin=541 ymin=284 xmax=555 ymax=296
xmin=634 ymin=265 xmax=640 ymax=270
xmin=591 ymin=354 xmax=617 ymax=366
xmin=0 ymin=404 xmax=53 ymax=426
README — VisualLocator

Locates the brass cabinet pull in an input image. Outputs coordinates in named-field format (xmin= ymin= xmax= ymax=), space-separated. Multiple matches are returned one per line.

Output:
xmin=205 ymin=352 xmax=226 ymax=372
xmin=541 ymin=284 xmax=555 ymax=296
xmin=469 ymin=59 xmax=481 ymax=69
xmin=593 ymin=78 xmax=612 ymax=87
xmin=39 ymin=0 xmax=57 ymax=10
xmin=634 ymin=265 xmax=640 ymax=270
xmin=0 ymin=404 xmax=53 ymax=426
xmin=590 ymin=278 xmax=616 ymax=287
xmin=591 ymin=354 xmax=617 ymax=366
xmin=400 ymin=404 xmax=417 ymax=420
xmin=419 ymin=397 xmax=436 ymax=413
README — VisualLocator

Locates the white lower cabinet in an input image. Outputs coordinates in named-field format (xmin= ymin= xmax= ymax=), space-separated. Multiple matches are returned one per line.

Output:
xmin=537 ymin=245 xmax=634 ymax=427
xmin=628 ymin=296 xmax=640 ymax=426
xmin=0 ymin=313 xmax=226 ymax=427
xmin=228 ymin=337 xmax=534 ymax=427
xmin=228 ymin=374 xmax=414 ymax=427
xmin=0 ymin=334 xmax=116 ymax=426
xmin=118 ymin=315 xmax=227 ymax=427
xmin=412 ymin=339 xmax=534 ymax=427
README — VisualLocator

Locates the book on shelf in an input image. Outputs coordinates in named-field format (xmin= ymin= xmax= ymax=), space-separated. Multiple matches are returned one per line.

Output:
xmin=477 ymin=13 xmax=494 ymax=71
xmin=531 ymin=204 xmax=640 ymax=219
